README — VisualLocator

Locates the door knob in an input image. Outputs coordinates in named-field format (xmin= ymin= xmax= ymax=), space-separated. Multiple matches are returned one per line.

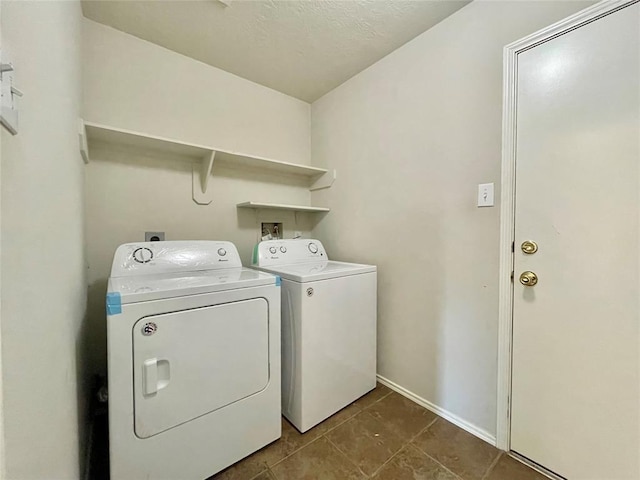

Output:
xmin=521 ymin=241 xmax=538 ymax=254
xmin=519 ymin=271 xmax=538 ymax=286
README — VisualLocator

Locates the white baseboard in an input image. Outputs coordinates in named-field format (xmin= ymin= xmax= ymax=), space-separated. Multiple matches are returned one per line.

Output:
xmin=376 ymin=374 xmax=498 ymax=447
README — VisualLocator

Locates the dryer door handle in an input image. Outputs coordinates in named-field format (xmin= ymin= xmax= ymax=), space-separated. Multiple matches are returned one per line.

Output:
xmin=143 ymin=358 xmax=171 ymax=396
xmin=143 ymin=358 xmax=158 ymax=396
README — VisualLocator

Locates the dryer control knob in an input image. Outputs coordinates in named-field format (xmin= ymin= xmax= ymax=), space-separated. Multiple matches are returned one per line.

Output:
xmin=269 ymin=246 xmax=277 ymax=254
xmin=308 ymin=242 xmax=318 ymax=254
xmin=217 ymin=248 xmax=227 ymax=256
xmin=133 ymin=247 xmax=153 ymax=264
xmin=280 ymin=246 xmax=287 ymax=253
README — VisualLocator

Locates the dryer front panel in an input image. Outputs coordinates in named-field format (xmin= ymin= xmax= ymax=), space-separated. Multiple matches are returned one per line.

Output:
xmin=132 ymin=298 xmax=269 ymax=438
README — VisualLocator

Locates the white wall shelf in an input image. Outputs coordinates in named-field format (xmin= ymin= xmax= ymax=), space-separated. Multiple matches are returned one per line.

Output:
xmin=237 ymin=202 xmax=330 ymax=213
xmin=214 ymin=151 xmax=327 ymax=178
xmin=82 ymin=121 xmax=336 ymax=204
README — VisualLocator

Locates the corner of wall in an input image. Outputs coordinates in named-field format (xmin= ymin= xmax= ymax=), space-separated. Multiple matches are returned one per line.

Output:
xmin=1 ymin=0 xmax=89 ymax=478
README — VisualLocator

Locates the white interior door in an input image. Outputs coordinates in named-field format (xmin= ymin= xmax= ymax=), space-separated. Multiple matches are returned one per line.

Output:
xmin=511 ymin=3 xmax=640 ymax=479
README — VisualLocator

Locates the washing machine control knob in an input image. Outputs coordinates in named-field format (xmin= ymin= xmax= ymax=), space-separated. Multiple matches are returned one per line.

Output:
xmin=280 ymin=246 xmax=287 ymax=253
xmin=269 ymin=246 xmax=277 ymax=254
xmin=217 ymin=248 xmax=227 ymax=256
xmin=133 ymin=247 xmax=153 ymax=264
xmin=308 ymin=242 xmax=318 ymax=254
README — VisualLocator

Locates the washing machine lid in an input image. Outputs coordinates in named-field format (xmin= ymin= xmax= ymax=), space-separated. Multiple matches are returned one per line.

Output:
xmin=253 ymin=238 xmax=375 ymax=281
xmin=108 ymin=267 xmax=277 ymax=305
xmin=255 ymin=261 xmax=375 ymax=283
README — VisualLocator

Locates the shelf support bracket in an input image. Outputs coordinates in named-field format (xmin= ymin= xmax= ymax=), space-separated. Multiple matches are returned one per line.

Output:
xmin=0 ymin=50 xmax=20 ymax=135
xmin=309 ymin=169 xmax=336 ymax=191
xmin=79 ymin=119 xmax=89 ymax=164
xmin=192 ymin=150 xmax=216 ymax=205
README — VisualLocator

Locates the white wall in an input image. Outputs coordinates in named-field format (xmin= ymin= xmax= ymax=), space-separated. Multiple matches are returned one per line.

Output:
xmin=0 ymin=0 xmax=5 ymax=474
xmin=0 ymin=0 xmax=4 ymax=472
xmin=83 ymin=19 xmax=310 ymax=165
xmin=311 ymin=0 xmax=593 ymax=439
xmin=83 ymin=20 xmax=315 ymax=376
xmin=1 ymin=1 xmax=87 ymax=478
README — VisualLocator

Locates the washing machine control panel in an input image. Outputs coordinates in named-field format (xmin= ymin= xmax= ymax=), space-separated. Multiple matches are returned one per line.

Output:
xmin=111 ymin=241 xmax=242 ymax=277
xmin=254 ymin=239 xmax=328 ymax=266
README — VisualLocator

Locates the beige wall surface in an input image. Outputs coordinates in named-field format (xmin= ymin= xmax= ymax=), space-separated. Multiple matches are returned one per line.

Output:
xmin=82 ymin=20 xmax=316 ymax=376
xmin=1 ymin=1 xmax=88 ymax=478
xmin=83 ymin=19 xmax=311 ymax=165
xmin=311 ymin=0 xmax=593 ymax=438
xmin=0 ymin=1 xmax=4 ymax=474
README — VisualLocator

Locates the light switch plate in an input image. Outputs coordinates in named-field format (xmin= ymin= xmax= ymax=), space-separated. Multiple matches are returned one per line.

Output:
xmin=478 ymin=183 xmax=494 ymax=207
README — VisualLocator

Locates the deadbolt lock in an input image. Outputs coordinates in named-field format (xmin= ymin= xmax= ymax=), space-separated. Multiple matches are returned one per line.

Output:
xmin=521 ymin=241 xmax=538 ymax=254
xmin=519 ymin=271 xmax=538 ymax=286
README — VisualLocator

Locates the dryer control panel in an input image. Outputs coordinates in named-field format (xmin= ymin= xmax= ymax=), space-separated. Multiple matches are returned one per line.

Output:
xmin=111 ymin=241 xmax=242 ymax=277
xmin=254 ymin=239 xmax=328 ymax=267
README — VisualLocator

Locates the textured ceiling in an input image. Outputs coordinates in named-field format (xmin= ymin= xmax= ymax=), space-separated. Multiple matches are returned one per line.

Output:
xmin=82 ymin=0 xmax=471 ymax=102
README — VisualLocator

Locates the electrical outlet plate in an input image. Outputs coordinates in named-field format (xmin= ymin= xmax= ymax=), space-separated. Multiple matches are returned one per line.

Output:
xmin=145 ymin=231 xmax=165 ymax=242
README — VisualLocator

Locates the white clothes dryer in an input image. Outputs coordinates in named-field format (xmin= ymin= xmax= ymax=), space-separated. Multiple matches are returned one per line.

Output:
xmin=252 ymin=239 xmax=376 ymax=433
xmin=107 ymin=241 xmax=280 ymax=480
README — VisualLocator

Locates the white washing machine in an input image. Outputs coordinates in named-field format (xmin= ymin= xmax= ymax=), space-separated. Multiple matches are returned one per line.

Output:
xmin=252 ymin=239 xmax=377 ymax=432
xmin=106 ymin=241 xmax=281 ymax=480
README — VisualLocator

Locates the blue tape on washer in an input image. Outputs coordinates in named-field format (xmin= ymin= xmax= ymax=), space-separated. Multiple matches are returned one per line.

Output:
xmin=106 ymin=292 xmax=122 ymax=315
xmin=275 ymin=276 xmax=281 ymax=287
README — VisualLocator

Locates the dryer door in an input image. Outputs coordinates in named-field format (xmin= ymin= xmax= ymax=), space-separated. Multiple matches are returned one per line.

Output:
xmin=132 ymin=298 xmax=269 ymax=438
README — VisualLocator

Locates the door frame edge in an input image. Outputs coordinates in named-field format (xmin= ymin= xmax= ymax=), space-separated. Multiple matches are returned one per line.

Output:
xmin=496 ymin=0 xmax=639 ymax=451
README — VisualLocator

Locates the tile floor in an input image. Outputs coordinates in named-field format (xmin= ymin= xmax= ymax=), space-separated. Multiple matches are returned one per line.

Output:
xmin=210 ymin=384 xmax=548 ymax=480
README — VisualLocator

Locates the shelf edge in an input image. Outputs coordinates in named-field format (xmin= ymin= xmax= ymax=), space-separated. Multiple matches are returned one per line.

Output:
xmin=237 ymin=202 xmax=330 ymax=213
xmin=83 ymin=121 xmax=328 ymax=177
